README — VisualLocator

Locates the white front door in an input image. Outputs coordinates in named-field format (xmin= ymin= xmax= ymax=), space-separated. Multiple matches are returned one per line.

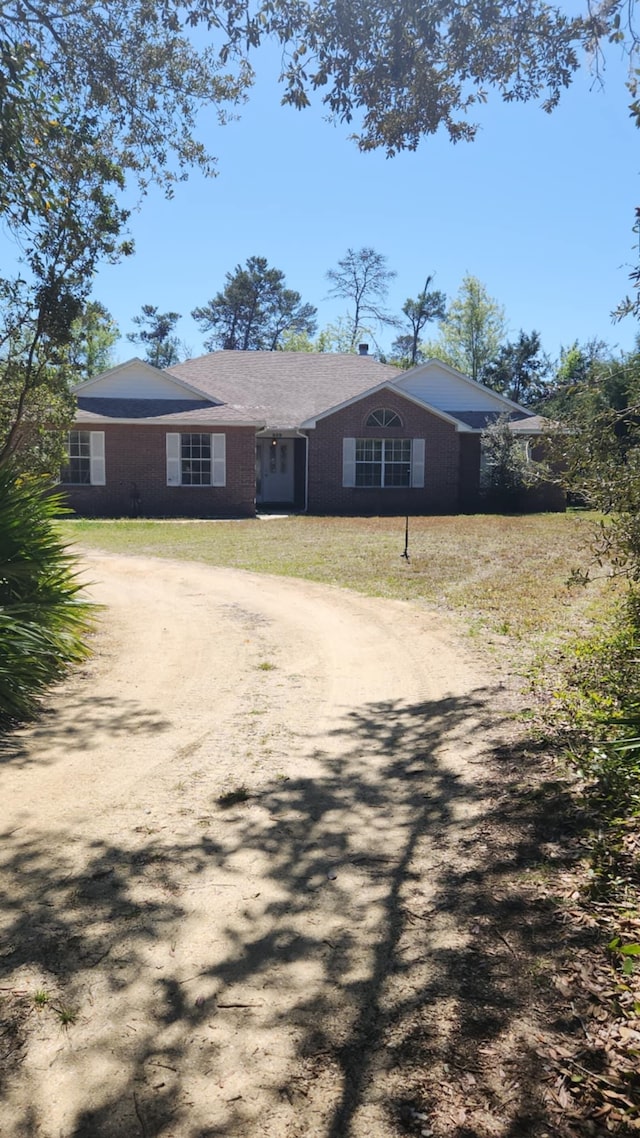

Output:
xmin=256 ymin=439 xmax=294 ymax=503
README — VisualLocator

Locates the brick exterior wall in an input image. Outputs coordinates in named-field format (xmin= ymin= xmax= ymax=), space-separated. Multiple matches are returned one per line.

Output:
xmin=293 ymin=437 xmax=307 ymax=510
xmin=306 ymin=392 xmax=461 ymax=515
xmin=62 ymin=423 xmax=257 ymax=518
xmin=459 ymin=434 xmax=482 ymax=511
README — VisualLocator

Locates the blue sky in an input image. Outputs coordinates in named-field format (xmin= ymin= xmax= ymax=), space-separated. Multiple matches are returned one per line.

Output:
xmin=92 ymin=39 xmax=639 ymax=366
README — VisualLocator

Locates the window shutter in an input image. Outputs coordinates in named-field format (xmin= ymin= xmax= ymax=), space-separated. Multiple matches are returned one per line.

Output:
xmin=89 ymin=431 xmax=106 ymax=485
xmin=211 ymin=433 xmax=226 ymax=486
xmin=166 ymin=433 xmax=181 ymax=485
xmin=342 ymin=438 xmax=356 ymax=487
xmin=411 ymin=438 xmax=425 ymax=488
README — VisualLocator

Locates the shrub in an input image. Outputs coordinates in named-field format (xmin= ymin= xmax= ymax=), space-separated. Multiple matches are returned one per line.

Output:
xmin=0 ymin=467 xmax=93 ymax=722
xmin=480 ymin=413 xmax=541 ymax=511
xmin=550 ymin=589 xmax=640 ymax=819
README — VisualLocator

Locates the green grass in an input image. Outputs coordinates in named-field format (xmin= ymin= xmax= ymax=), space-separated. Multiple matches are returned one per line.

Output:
xmin=58 ymin=512 xmax=613 ymax=650
xmin=54 ymin=1004 xmax=78 ymax=1026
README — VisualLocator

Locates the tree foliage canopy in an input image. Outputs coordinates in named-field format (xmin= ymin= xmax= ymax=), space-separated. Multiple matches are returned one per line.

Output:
xmin=65 ymin=302 xmax=119 ymax=378
xmin=538 ymin=339 xmax=613 ymax=417
xmin=435 ymin=274 xmax=507 ymax=381
xmin=0 ymin=0 xmax=252 ymax=471
xmin=391 ymin=276 xmax=447 ymax=367
xmin=12 ymin=0 xmax=619 ymax=170
xmin=7 ymin=0 xmax=625 ymax=193
xmin=326 ymin=248 xmax=397 ymax=351
xmin=128 ymin=306 xmax=183 ymax=369
xmin=192 ymin=257 xmax=317 ymax=351
xmin=551 ymin=350 xmax=640 ymax=579
xmin=482 ymin=329 xmax=551 ymax=404
xmin=0 ymin=124 xmax=130 ymax=472
xmin=0 ymin=1 xmax=248 ymax=210
xmin=201 ymin=0 xmax=586 ymax=153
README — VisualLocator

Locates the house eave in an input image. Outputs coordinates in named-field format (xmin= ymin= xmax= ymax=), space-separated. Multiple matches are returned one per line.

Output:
xmin=74 ymin=416 xmax=265 ymax=428
xmin=256 ymin=427 xmax=307 ymax=438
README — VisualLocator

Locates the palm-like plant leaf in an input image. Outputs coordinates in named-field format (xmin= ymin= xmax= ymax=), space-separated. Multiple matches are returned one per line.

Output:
xmin=0 ymin=467 xmax=94 ymax=722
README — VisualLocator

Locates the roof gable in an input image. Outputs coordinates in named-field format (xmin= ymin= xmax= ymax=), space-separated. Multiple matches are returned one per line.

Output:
xmin=73 ymin=358 xmax=217 ymax=403
xmin=396 ymin=359 xmax=534 ymax=416
xmin=300 ymin=380 xmax=468 ymax=430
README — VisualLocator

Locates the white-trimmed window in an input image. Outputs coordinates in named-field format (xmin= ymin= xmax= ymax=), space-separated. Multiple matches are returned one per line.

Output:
xmin=356 ymin=438 xmax=410 ymax=486
xmin=343 ymin=437 xmax=425 ymax=489
xmin=166 ymin=433 xmax=226 ymax=487
xmin=60 ymin=430 xmax=105 ymax=485
xmin=365 ymin=408 xmax=403 ymax=428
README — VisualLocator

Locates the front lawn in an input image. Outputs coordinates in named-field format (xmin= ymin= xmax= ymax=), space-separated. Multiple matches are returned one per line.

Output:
xmin=59 ymin=512 xmax=612 ymax=655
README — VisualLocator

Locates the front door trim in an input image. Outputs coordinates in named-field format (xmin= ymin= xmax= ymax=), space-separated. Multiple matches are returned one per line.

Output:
xmin=256 ymin=435 xmax=295 ymax=503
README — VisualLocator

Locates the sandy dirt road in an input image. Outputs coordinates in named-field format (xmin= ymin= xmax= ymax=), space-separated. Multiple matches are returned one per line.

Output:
xmin=0 ymin=553 xmax=526 ymax=1138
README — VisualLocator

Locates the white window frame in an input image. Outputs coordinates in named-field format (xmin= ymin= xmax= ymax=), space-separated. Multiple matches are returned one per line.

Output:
xmin=166 ymin=432 xmax=226 ymax=487
xmin=60 ymin=430 xmax=105 ymax=486
xmin=365 ymin=408 xmax=403 ymax=428
xmin=343 ymin=437 xmax=425 ymax=489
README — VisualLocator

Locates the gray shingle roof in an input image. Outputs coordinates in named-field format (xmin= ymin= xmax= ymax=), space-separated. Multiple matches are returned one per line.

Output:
xmin=73 ymin=354 xmax=547 ymax=434
xmin=75 ymin=397 xmax=261 ymax=426
xmin=168 ymin=351 xmax=400 ymax=429
xmin=447 ymin=410 xmax=537 ymax=430
xmin=508 ymin=414 xmax=551 ymax=433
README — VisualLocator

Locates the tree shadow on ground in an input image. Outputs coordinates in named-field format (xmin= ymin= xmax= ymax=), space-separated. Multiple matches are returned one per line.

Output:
xmin=0 ymin=695 xmax=171 ymax=768
xmin=0 ymin=689 xmax=591 ymax=1137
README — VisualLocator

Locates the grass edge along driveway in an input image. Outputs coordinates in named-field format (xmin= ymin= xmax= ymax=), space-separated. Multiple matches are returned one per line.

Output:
xmin=59 ymin=512 xmax=612 ymax=665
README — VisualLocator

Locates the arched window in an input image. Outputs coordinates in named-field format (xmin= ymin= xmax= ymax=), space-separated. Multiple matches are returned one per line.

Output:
xmin=365 ymin=408 xmax=402 ymax=428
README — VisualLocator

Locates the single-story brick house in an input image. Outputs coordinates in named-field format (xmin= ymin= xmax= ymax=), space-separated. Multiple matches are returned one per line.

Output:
xmin=62 ymin=349 xmax=561 ymax=517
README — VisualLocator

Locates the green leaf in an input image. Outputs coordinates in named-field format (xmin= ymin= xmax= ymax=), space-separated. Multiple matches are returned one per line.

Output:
xmin=0 ymin=467 xmax=94 ymax=723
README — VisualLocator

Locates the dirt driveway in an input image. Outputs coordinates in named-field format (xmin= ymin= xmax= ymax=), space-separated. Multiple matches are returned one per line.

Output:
xmin=0 ymin=553 xmax=546 ymax=1138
